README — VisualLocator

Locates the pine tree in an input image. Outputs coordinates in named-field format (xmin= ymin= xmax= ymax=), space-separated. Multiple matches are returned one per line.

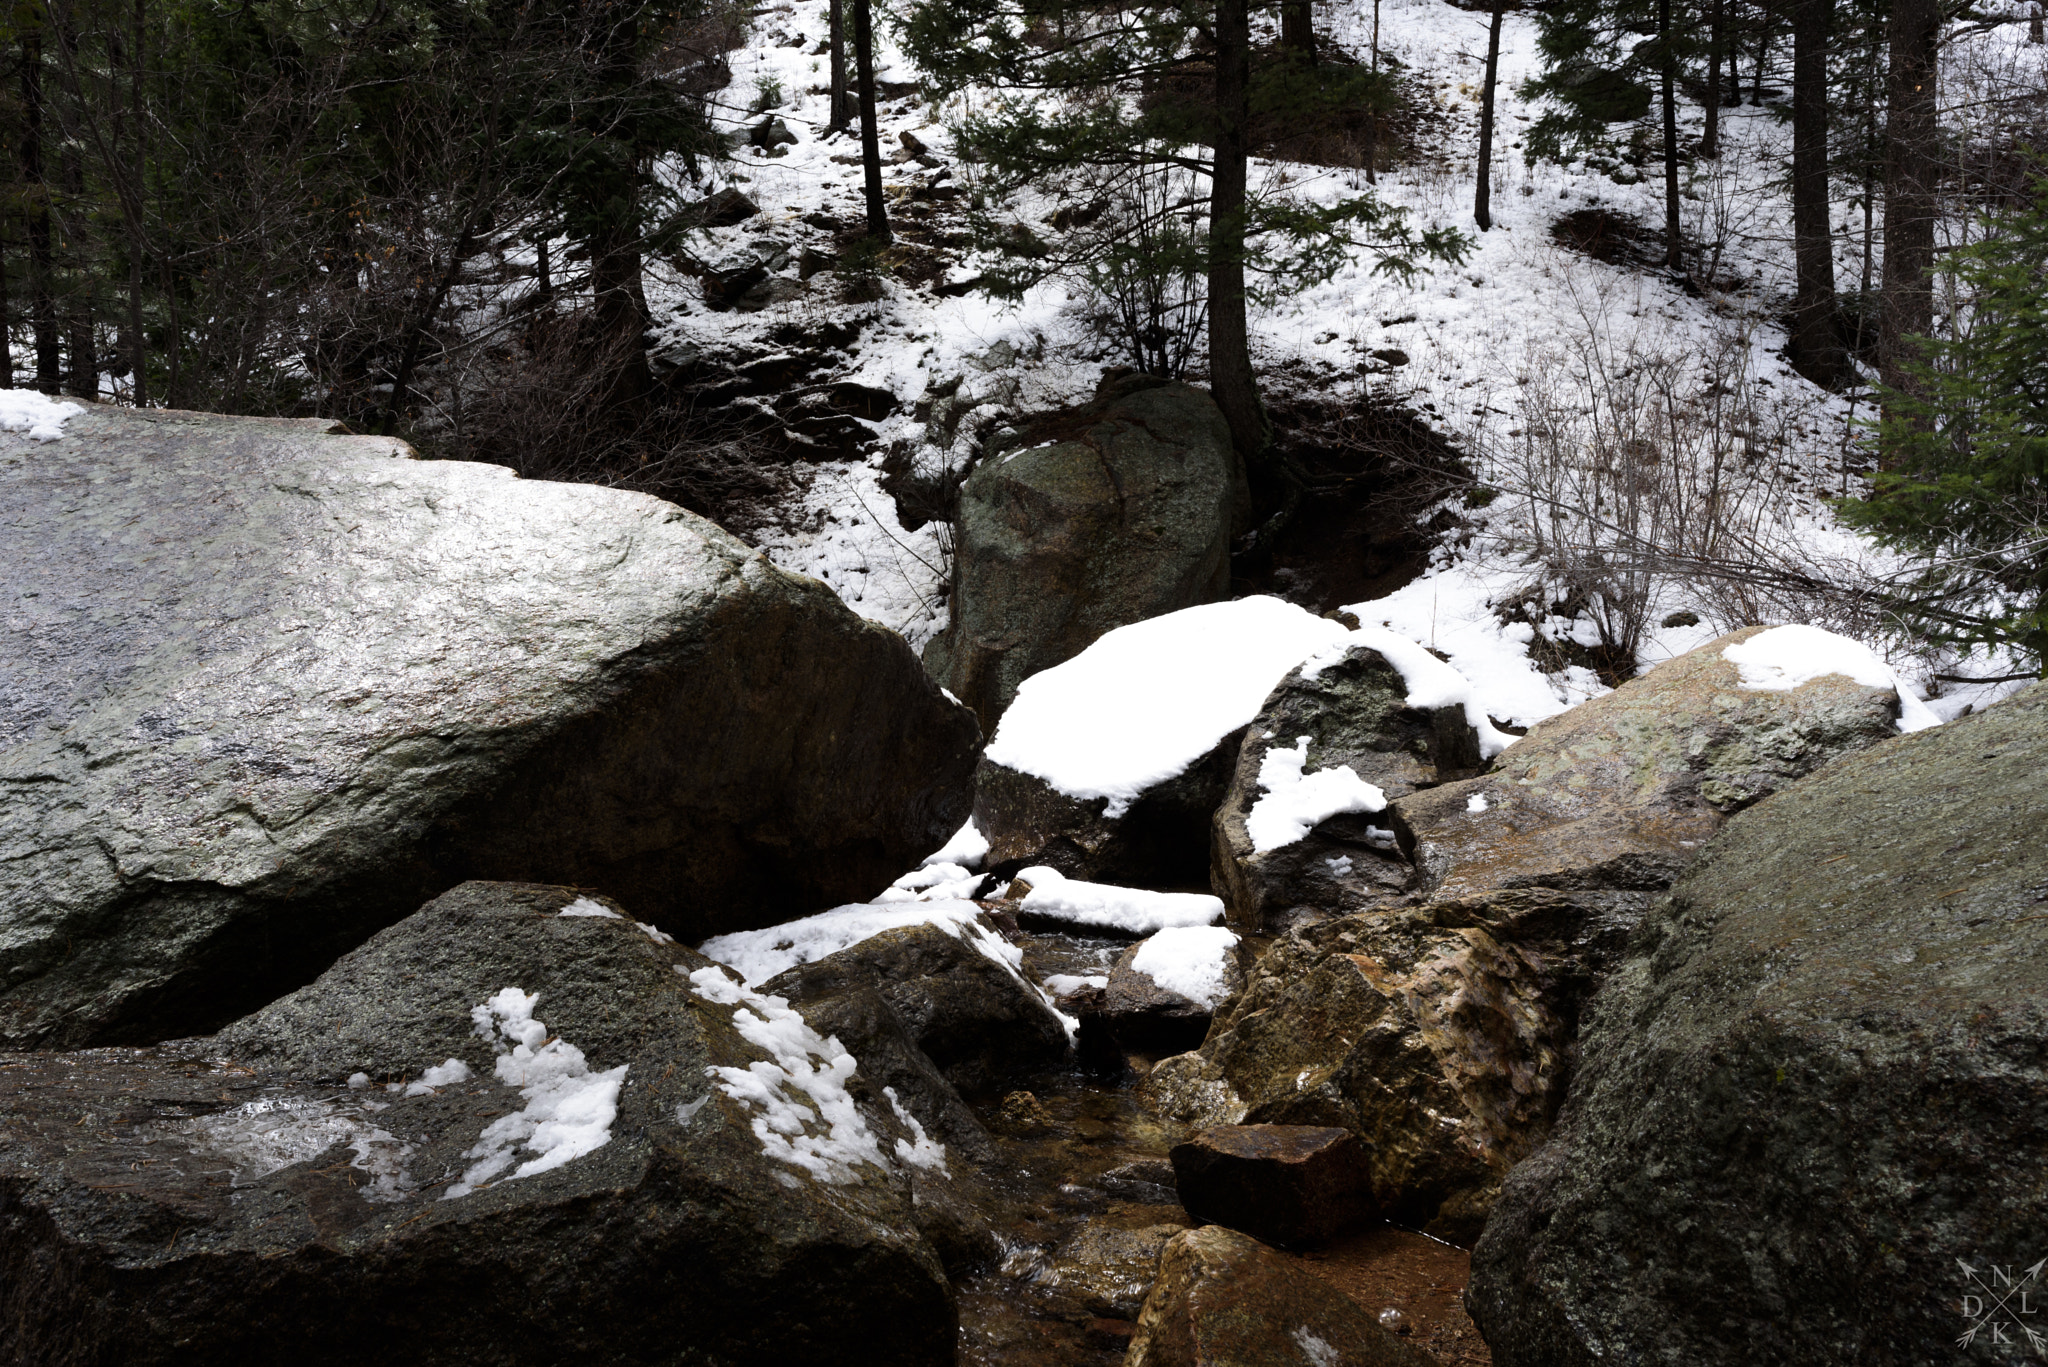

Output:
xmin=1838 ymin=181 xmax=2048 ymax=674
xmin=900 ymin=0 xmax=1468 ymax=470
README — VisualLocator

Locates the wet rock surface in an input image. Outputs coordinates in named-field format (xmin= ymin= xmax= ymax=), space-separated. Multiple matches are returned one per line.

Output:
xmin=0 ymin=881 xmax=957 ymax=1366
xmin=1470 ymin=682 xmax=2048 ymax=1366
xmin=0 ymin=405 xmax=980 ymax=1050
xmin=1149 ymin=887 xmax=1645 ymax=1242
xmin=1171 ymin=1124 xmax=1375 ymax=1249
xmin=924 ymin=375 xmax=1249 ymax=735
xmin=1213 ymin=645 xmax=1484 ymax=935
xmin=1127 ymin=1225 xmax=1443 ymax=1367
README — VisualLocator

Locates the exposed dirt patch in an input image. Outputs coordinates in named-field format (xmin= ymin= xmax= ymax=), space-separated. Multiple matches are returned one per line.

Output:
xmin=1234 ymin=377 xmax=1474 ymax=611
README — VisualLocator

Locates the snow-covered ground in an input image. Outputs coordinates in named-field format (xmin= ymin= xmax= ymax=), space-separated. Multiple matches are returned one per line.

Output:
xmin=653 ymin=0 xmax=2041 ymax=718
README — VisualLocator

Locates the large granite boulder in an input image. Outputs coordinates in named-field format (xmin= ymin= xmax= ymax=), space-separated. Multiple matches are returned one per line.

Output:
xmin=1126 ymin=1225 xmax=1441 ymax=1367
xmin=1212 ymin=644 xmax=1486 ymax=935
xmin=0 ymin=405 xmax=979 ymax=1049
xmin=1468 ymin=683 xmax=2048 ymax=1367
xmin=1388 ymin=624 xmax=1905 ymax=904
xmin=923 ymin=374 xmax=1248 ymax=734
xmin=0 ymin=881 xmax=959 ymax=1365
xmin=1151 ymin=629 xmax=1911 ymax=1239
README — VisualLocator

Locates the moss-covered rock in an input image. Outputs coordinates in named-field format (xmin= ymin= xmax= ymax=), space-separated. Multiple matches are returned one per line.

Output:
xmin=1468 ymin=683 xmax=2048 ymax=1366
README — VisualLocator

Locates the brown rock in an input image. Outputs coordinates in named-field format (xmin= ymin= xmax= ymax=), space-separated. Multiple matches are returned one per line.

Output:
xmin=1125 ymin=1226 xmax=1441 ymax=1367
xmin=1170 ymin=1124 xmax=1373 ymax=1248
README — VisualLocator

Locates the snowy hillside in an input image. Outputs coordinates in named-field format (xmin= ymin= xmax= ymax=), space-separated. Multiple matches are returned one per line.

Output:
xmin=649 ymin=0 xmax=2042 ymax=724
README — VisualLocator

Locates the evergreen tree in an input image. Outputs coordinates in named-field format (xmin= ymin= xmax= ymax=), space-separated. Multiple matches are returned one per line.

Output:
xmin=900 ymin=0 xmax=1468 ymax=470
xmin=1839 ymin=179 xmax=2048 ymax=674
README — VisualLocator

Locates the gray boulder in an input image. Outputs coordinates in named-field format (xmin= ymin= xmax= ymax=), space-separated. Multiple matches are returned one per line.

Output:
xmin=1212 ymin=644 xmax=1485 ymax=935
xmin=1389 ymin=624 xmax=1905 ymax=904
xmin=0 ymin=405 xmax=979 ymax=1048
xmin=761 ymin=917 xmax=1073 ymax=1090
xmin=923 ymin=374 xmax=1249 ymax=734
xmin=0 ymin=881 xmax=959 ymax=1366
xmin=1468 ymin=683 xmax=2048 ymax=1367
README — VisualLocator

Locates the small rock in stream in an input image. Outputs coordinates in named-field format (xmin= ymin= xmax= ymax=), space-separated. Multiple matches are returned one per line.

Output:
xmin=1171 ymin=1124 xmax=1374 ymax=1249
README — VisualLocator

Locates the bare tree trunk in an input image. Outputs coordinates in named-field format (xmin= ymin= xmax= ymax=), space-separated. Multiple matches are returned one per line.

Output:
xmin=1753 ymin=0 xmax=1772 ymax=101
xmin=21 ymin=27 xmax=63 ymax=393
xmin=1659 ymin=0 xmax=1684 ymax=271
xmin=62 ymin=142 xmax=96 ymax=400
xmin=1209 ymin=0 xmax=1265 ymax=461
xmin=127 ymin=0 xmax=146 ymax=404
xmin=1704 ymin=0 xmax=1725 ymax=155
xmin=2031 ymin=1 xmax=2043 ymax=42
xmin=1879 ymin=0 xmax=1939 ymax=423
xmin=1476 ymin=0 xmax=1506 ymax=229
xmin=1281 ymin=0 xmax=1317 ymax=63
xmin=829 ymin=0 xmax=851 ymax=132
xmin=1790 ymin=0 xmax=1849 ymax=386
xmin=1364 ymin=0 xmax=1381 ymax=183
xmin=0 ymin=225 xmax=12 ymax=389
xmin=854 ymin=0 xmax=891 ymax=241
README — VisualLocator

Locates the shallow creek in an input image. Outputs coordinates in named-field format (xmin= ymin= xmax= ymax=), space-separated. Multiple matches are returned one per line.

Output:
xmin=951 ymin=931 xmax=1493 ymax=1367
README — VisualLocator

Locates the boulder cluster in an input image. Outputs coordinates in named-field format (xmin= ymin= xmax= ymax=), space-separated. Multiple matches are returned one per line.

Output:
xmin=5 ymin=402 xmax=2041 ymax=1367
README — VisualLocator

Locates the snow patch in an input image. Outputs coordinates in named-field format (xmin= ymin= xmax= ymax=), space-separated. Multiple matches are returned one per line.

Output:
xmin=1245 ymin=736 xmax=1388 ymax=853
xmin=985 ymin=597 xmax=1358 ymax=816
xmin=442 ymin=988 xmax=627 ymax=1199
xmin=924 ymin=817 xmax=991 ymax=869
xmin=699 ymin=899 xmax=992 ymax=986
xmin=1129 ymin=926 xmax=1239 ymax=1009
xmin=1015 ymin=866 xmax=1224 ymax=935
xmin=177 ymin=1096 xmax=417 ymax=1201
xmin=0 ymin=389 xmax=83 ymax=442
xmin=558 ymin=895 xmax=677 ymax=943
xmin=1043 ymin=972 xmax=1110 ymax=996
xmin=1722 ymin=625 xmax=1942 ymax=732
xmin=404 ymin=1058 xmax=473 ymax=1096
xmin=1467 ymin=792 xmax=1490 ymax=813
xmin=686 ymin=965 xmax=903 ymax=1183
xmin=883 ymin=1086 xmax=950 ymax=1173
xmin=1301 ymin=625 xmax=1518 ymax=759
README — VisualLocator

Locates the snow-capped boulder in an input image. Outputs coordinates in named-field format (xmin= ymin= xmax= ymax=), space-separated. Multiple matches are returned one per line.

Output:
xmin=1081 ymin=925 xmax=1244 ymax=1054
xmin=923 ymin=374 xmax=1249 ymax=733
xmin=0 ymin=404 xmax=979 ymax=1049
xmin=0 ymin=881 xmax=959 ymax=1365
xmin=1211 ymin=643 xmax=1488 ymax=935
xmin=1389 ymin=624 xmax=1912 ymax=907
xmin=972 ymin=596 xmax=1379 ymax=886
xmin=1468 ymin=682 xmax=2047 ymax=1367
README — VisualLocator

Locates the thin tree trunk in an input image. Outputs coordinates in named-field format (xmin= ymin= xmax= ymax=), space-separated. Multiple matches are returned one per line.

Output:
xmin=1705 ymin=0 xmax=1725 ymax=155
xmin=854 ymin=0 xmax=891 ymax=241
xmin=1476 ymin=0 xmax=1506 ymax=230
xmin=21 ymin=27 xmax=62 ymax=393
xmin=1753 ymin=0 xmax=1771 ymax=101
xmin=1790 ymin=0 xmax=1847 ymax=385
xmin=1879 ymin=0 xmax=1939 ymax=424
xmin=0 ymin=225 xmax=12 ymax=389
xmin=1209 ymin=0 xmax=1265 ymax=461
xmin=590 ymin=9 xmax=653 ymax=404
xmin=1281 ymin=0 xmax=1317 ymax=63
xmin=1659 ymin=0 xmax=1684 ymax=271
xmin=128 ymin=0 xmax=146 ymax=404
xmin=2031 ymin=1 xmax=2042 ymax=42
xmin=829 ymin=0 xmax=851 ymax=132
xmin=1364 ymin=0 xmax=1381 ymax=183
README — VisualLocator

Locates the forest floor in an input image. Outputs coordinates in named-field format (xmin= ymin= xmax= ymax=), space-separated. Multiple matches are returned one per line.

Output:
xmin=635 ymin=0 xmax=2041 ymax=722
